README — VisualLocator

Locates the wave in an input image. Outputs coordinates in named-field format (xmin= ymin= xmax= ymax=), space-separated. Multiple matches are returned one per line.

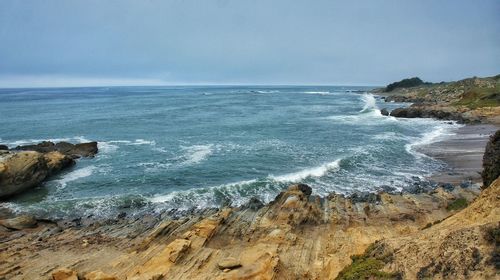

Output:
xmin=359 ymin=93 xmax=379 ymax=113
xmin=270 ymin=159 xmax=341 ymax=182
xmin=405 ymin=123 xmax=460 ymax=158
xmin=303 ymin=91 xmax=334 ymax=96
xmin=180 ymin=144 xmax=213 ymax=165
xmin=4 ymin=136 xmax=92 ymax=147
xmin=98 ymin=142 xmax=119 ymax=154
xmin=251 ymin=90 xmax=280 ymax=94
xmin=56 ymin=166 xmax=96 ymax=188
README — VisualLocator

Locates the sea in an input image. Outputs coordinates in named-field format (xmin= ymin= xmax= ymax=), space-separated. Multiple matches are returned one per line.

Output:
xmin=0 ymin=86 xmax=462 ymax=218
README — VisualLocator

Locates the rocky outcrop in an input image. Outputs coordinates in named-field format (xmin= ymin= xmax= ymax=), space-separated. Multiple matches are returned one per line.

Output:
xmin=0 ymin=182 xmax=490 ymax=279
xmin=0 ymin=151 xmax=74 ymax=199
xmin=14 ymin=141 xmax=98 ymax=158
xmin=378 ymin=75 xmax=500 ymax=124
xmin=0 ymin=145 xmax=8 ymax=151
xmin=351 ymin=176 xmax=500 ymax=280
xmin=389 ymin=105 xmax=483 ymax=123
xmin=482 ymin=130 xmax=500 ymax=187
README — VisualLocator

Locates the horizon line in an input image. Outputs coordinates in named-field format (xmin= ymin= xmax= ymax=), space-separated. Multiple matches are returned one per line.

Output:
xmin=0 ymin=83 xmax=382 ymax=90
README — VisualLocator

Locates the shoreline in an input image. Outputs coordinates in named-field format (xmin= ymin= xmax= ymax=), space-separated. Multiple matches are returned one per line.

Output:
xmin=0 ymin=81 xmax=499 ymax=278
xmin=419 ymin=123 xmax=499 ymax=185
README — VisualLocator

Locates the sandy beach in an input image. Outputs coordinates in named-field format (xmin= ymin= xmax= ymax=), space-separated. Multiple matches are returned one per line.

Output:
xmin=420 ymin=124 xmax=499 ymax=184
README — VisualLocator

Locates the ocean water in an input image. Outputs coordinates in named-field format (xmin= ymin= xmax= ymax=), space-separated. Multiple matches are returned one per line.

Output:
xmin=0 ymin=86 xmax=461 ymax=218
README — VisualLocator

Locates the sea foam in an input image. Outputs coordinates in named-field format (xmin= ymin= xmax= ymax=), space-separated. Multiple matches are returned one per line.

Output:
xmin=270 ymin=159 xmax=341 ymax=182
xmin=56 ymin=166 xmax=96 ymax=188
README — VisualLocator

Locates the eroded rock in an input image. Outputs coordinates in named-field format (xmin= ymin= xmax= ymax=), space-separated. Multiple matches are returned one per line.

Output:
xmin=217 ymin=257 xmax=242 ymax=270
xmin=15 ymin=141 xmax=98 ymax=158
xmin=83 ymin=270 xmax=118 ymax=280
xmin=52 ymin=267 xmax=78 ymax=280
xmin=482 ymin=130 xmax=500 ymax=188
xmin=0 ymin=151 xmax=74 ymax=199
xmin=0 ymin=215 xmax=37 ymax=230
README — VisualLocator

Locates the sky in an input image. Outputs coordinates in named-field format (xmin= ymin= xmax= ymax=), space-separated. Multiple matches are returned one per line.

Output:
xmin=0 ymin=0 xmax=499 ymax=87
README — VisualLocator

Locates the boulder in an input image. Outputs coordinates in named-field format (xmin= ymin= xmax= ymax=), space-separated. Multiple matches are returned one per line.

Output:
xmin=15 ymin=141 xmax=98 ymax=158
xmin=0 ymin=151 xmax=50 ymax=198
xmin=0 ymin=145 xmax=8 ymax=150
xmin=51 ymin=268 xmax=78 ymax=280
xmin=482 ymin=130 xmax=500 ymax=188
xmin=217 ymin=257 xmax=242 ymax=270
xmin=0 ymin=151 xmax=74 ymax=199
xmin=0 ymin=215 xmax=37 ymax=230
xmin=380 ymin=108 xmax=389 ymax=116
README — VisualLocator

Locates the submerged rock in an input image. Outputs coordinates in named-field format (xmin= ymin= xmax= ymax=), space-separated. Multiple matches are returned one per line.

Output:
xmin=482 ymin=130 xmax=500 ymax=188
xmin=15 ymin=141 xmax=98 ymax=158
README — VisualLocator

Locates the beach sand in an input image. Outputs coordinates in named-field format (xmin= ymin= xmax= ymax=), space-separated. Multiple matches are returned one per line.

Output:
xmin=419 ymin=124 xmax=498 ymax=185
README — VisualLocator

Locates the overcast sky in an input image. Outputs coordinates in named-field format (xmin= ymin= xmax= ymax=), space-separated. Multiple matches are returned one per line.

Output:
xmin=0 ymin=0 xmax=499 ymax=87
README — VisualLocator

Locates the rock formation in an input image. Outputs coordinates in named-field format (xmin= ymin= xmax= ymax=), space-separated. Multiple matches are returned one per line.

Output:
xmin=482 ymin=130 xmax=500 ymax=187
xmin=378 ymin=75 xmax=500 ymax=124
xmin=1 ymin=180 xmax=496 ymax=279
xmin=0 ymin=151 xmax=74 ymax=198
xmin=0 ymin=141 xmax=98 ymax=199
xmin=14 ymin=141 xmax=98 ymax=158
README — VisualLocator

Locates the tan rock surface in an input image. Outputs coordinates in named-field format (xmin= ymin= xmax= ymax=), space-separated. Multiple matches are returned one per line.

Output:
xmin=1 ymin=180 xmax=495 ymax=279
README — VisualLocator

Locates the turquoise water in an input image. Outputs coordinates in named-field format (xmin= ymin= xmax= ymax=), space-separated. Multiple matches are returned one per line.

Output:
xmin=0 ymin=86 xmax=460 ymax=218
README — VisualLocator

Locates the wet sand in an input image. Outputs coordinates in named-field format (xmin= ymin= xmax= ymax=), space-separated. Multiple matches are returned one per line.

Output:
xmin=419 ymin=124 xmax=499 ymax=185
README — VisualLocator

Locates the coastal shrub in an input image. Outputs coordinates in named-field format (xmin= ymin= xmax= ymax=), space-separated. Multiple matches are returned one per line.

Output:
xmin=336 ymin=244 xmax=400 ymax=280
xmin=446 ymin=198 xmax=468 ymax=211
xmin=484 ymin=225 xmax=500 ymax=269
xmin=384 ymin=77 xmax=426 ymax=92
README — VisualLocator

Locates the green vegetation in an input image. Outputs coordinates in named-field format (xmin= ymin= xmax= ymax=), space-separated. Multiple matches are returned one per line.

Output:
xmin=336 ymin=244 xmax=400 ymax=280
xmin=384 ymin=77 xmax=427 ymax=92
xmin=454 ymin=88 xmax=500 ymax=109
xmin=446 ymin=198 xmax=468 ymax=211
xmin=485 ymin=225 xmax=500 ymax=269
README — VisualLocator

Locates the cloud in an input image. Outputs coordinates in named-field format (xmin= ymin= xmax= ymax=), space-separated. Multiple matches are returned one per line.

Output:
xmin=0 ymin=0 xmax=499 ymax=87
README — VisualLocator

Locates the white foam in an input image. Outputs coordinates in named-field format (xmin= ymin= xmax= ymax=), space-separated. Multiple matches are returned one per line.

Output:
xmin=132 ymin=139 xmax=156 ymax=146
xmin=56 ymin=166 xmax=96 ymax=188
xmin=254 ymin=90 xmax=279 ymax=94
xmin=270 ymin=159 xmax=341 ymax=182
xmin=97 ymin=142 xmax=119 ymax=153
xmin=181 ymin=144 xmax=213 ymax=165
xmin=149 ymin=178 xmax=257 ymax=205
xmin=405 ymin=123 xmax=461 ymax=157
xmin=304 ymin=91 xmax=333 ymax=95
xmin=360 ymin=93 xmax=379 ymax=112
xmin=5 ymin=136 xmax=92 ymax=147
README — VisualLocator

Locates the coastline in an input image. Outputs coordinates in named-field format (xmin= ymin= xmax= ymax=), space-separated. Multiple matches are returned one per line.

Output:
xmin=419 ymin=123 xmax=499 ymax=185
xmin=0 ymin=78 xmax=499 ymax=279
xmin=0 ymin=126 xmax=498 ymax=279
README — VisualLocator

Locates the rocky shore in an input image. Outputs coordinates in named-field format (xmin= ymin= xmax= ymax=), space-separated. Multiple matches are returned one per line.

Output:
xmin=1 ymin=75 xmax=499 ymax=279
xmin=0 ymin=130 xmax=498 ymax=279
xmin=0 ymin=141 xmax=98 ymax=198
xmin=376 ymin=75 xmax=500 ymax=125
